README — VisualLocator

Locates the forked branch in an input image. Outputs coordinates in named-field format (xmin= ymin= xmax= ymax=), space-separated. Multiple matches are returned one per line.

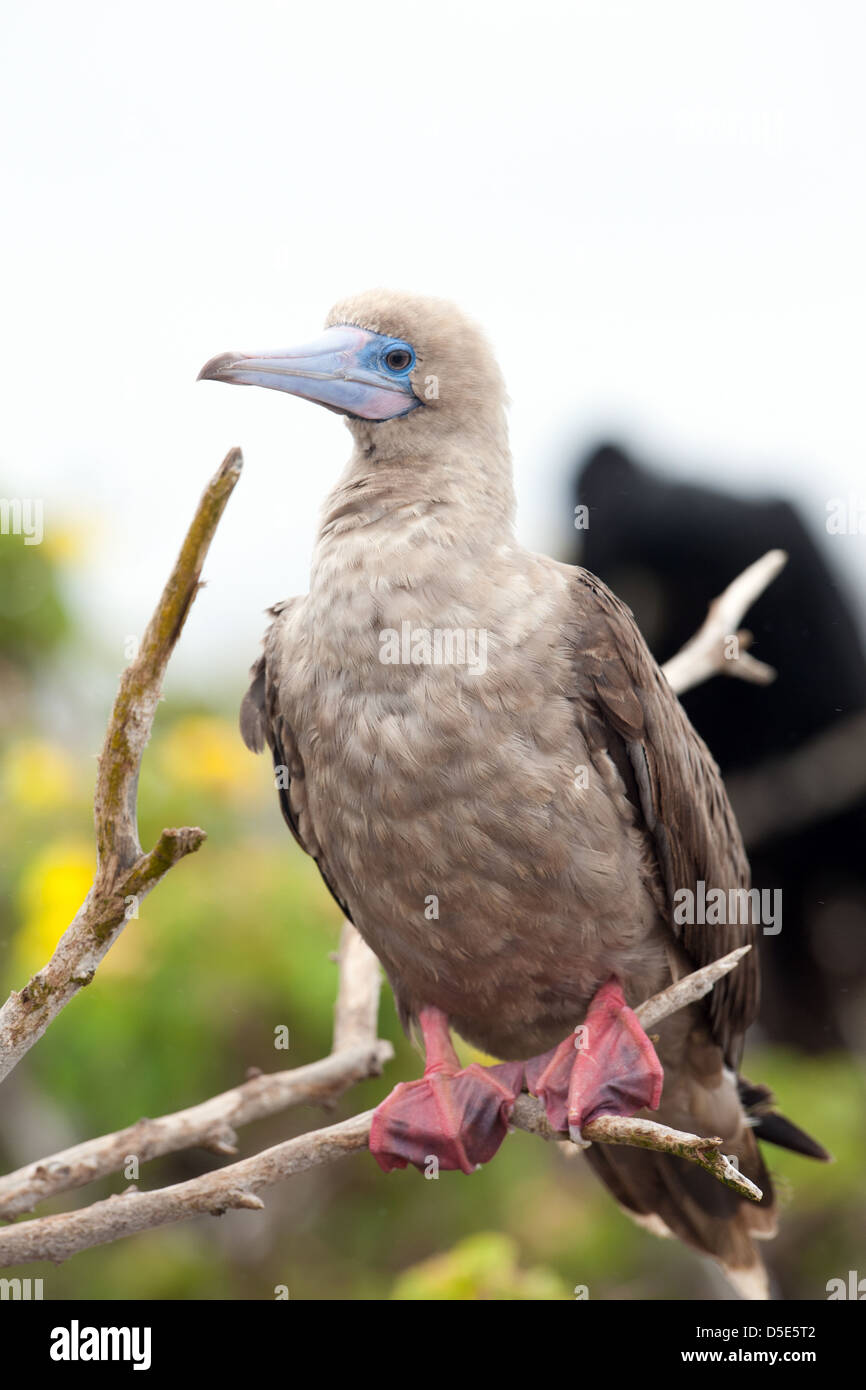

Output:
xmin=0 ymin=449 xmax=243 ymax=1085
xmin=662 ymin=548 xmax=787 ymax=695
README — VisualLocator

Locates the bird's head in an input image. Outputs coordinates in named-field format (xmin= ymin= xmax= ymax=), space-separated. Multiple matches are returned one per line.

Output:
xmin=198 ymin=290 xmax=508 ymax=449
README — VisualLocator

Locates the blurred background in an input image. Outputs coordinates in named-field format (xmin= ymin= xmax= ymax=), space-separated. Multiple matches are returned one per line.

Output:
xmin=1 ymin=0 xmax=864 ymax=1299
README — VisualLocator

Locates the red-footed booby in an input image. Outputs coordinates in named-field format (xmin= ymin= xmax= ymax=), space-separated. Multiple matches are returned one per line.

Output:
xmin=199 ymin=291 xmax=827 ymax=1298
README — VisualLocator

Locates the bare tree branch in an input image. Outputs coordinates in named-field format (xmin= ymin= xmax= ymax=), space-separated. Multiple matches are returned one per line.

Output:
xmin=0 ymin=945 xmax=751 ymax=1223
xmin=509 ymin=1099 xmax=762 ymax=1201
xmin=332 ymin=921 xmax=387 ymax=1053
xmin=0 ymin=921 xmax=390 ymax=1221
xmin=0 ymin=1061 xmax=760 ymax=1270
xmin=0 ymin=1042 xmax=392 ymax=1221
xmin=0 ymin=943 xmax=757 ymax=1265
xmin=0 ymin=1094 xmax=760 ymax=1269
xmin=0 ymin=1110 xmax=377 ymax=1266
xmin=662 ymin=549 xmax=787 ymax=696
xmin=0 ymin=448 xmax=243 ymax=1086
xmin=636 ymin=945 xmax=752 ymax=1030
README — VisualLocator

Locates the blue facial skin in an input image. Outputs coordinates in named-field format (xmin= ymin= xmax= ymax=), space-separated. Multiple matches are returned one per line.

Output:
xmin=367 ymin=335 xmax=416 ymax=378
xmin=198 ymin=326 xmax=422 ymax=421
xmin=345 ymin=332 xmax=419 ymax=418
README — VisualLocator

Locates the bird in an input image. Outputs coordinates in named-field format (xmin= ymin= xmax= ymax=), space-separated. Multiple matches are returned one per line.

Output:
xmin=198 ymin=290 xmax=828 ymax=1299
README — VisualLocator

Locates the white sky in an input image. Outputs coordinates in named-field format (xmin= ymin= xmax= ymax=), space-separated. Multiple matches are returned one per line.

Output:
xmin=2 ymin=0 xmax=865 ymax=689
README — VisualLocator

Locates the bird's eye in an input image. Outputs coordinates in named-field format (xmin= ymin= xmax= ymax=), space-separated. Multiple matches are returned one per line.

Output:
xmin=383 ymin=346 xmax=413 ymax=373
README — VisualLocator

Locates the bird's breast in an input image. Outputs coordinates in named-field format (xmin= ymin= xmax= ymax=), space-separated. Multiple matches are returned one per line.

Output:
xmin=278 ymin=567 xmax=666 ymax=1055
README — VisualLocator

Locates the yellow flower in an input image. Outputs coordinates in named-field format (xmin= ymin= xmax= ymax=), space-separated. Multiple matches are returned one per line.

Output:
xmin=15 ymin=840 xmax=144 ymax=979
xmin=16 ymin=840 xmax=94 ymax=974
xmin=156 ymin=716 xmax=260 ymax=802
xmin=41 ymin=519 xmax=96 ymax=564
xmin=2 ymin=739 xmax=81 ymax=812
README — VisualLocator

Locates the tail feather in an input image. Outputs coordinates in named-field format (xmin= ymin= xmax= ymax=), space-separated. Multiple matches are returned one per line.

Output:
xmin=576 ymin=1001 xmax=825 ymax=1297
xmin=583 ymin=1132 xmax=775 ymax=1298
xmin=581 ymin=1063 xmax=790 ymax=1298
xmin=738 ymin=1077 xmax=833 ymax=1162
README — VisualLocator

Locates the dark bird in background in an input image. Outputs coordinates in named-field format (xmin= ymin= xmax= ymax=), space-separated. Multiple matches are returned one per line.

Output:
xmin=199 ymin=292 xmax=827 ymax=1298
xmin=575 ymin=444 xmax=866 ymax=1053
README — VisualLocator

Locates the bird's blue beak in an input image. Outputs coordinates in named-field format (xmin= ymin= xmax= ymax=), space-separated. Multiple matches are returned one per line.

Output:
xmin=197 ymin=325 xmax=421 ymax=421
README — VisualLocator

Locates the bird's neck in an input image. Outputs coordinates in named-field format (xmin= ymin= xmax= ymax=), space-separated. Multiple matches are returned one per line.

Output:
xmin=310 ymin=433 xmax=516 ymax=593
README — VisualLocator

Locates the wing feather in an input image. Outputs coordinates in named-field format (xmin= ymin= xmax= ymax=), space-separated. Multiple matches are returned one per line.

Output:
xmin=568 ymin=568 xmax=758 ymax=1065
xmin=240 ymin=600 xmax=355 ymax=925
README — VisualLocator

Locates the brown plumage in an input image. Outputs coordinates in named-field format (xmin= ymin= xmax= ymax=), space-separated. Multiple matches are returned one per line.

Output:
xmin=206 ymin=289 xmax=826 ymax=1299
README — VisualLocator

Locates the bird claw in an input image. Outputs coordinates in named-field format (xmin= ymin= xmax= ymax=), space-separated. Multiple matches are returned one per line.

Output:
xmin=525 ymin=978 xmax=664 ymax=1138
xmin=369 ymin=1061 xmax=524 ymax=1175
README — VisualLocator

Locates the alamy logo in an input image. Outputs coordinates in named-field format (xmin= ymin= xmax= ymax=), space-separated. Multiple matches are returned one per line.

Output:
xmin=826 ymin=1270 xmax=866 ymax=1299
xmin=379 ymin=621 xmax=488 ymax=675
xmin=826 ymin=496 xmax=866 ymax=535
xmin=673 ymin=880 xmax=782 ymax=935
xmin=0 ymin=497 xmax=43 ymax=545
xmin=0 ymin=1277 xmax=43 ymax=1299
xmin=50 ymin=1320 xmax=152 ymax=1370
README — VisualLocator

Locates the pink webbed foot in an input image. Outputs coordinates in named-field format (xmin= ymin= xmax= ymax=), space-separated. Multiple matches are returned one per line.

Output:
xmin=525 ymin=978 xmax=663 ymax=1145
xmin=369 ymin=1007 xmax=524 ymax=1175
